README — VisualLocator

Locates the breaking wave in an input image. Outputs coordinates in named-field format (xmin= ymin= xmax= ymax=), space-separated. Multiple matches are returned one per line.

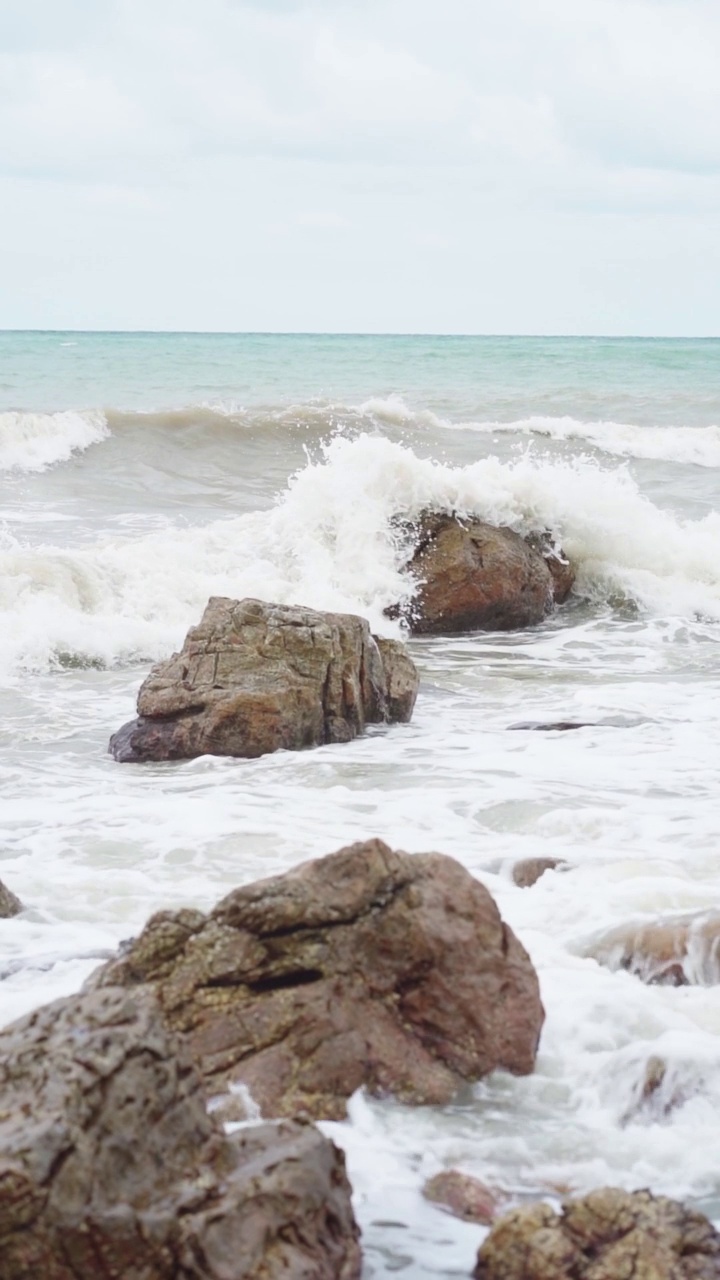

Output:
xmin=0 ymin=410 xmax=109 ymax=473
xmin=458 ymin=415 xmax=720 ymax=468
xmin=3 ymin=435 xmax=720 ymax=677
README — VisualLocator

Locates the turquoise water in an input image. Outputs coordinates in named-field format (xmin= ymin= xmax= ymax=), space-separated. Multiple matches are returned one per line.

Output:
xmin=2 ymin=331 xmax=720 ymax=424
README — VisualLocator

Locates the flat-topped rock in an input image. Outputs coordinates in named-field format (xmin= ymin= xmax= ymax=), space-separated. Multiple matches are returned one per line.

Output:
xmin=89 ymin=838 xmax=544 ymax=1119
xmin=0 ymin=985 xmax=361 ymax=1280
xmin=110 ymin=596 xmax=419 ymax=763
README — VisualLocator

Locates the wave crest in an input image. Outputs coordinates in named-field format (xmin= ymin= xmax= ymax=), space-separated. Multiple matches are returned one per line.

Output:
xmin=2 ymin=435 xmax=720 ymax=677
xmin=0 ymin=410 xmax=109 ymax=473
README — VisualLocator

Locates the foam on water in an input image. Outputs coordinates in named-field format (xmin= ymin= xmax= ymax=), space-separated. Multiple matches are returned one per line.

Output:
xmin=462 ymin=415 xmax=720 ymax=467
xmin=0 ymin=409 xmax=109 ymax=472
xmin=3 ymin=434 xmax=720 ymax=677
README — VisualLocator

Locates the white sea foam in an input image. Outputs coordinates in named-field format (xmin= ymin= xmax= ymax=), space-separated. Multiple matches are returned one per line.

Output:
xmin=0 ymin=410 xmax=109 ymax=472
xmin=2 ymin=434 xmax=720 ymax=677
xmin=463 ymin=415 xmax=720 ymax=467
xmin=356 ymin=392 xmax=450 ymax=431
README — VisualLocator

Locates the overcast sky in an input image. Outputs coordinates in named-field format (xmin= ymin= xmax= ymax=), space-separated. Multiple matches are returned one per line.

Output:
xmin=2 ymin=0 xmax=719 ymax=333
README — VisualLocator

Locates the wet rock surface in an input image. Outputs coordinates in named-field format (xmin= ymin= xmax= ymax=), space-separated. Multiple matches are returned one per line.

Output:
xmin=0 ymin=878 xmax=22 ymax=917
xmin=511 ymin=857 xmax=566 ymax=888
xmin=90 ymin=838 xmax=544 ymax=1120
xmin=0 ymin=985 xmax=361 ymax=1280
xmin=396 ymin=514 xmax=574 ymax=634
xmin=110 ymin=596 xmax=419 ymax=763
xmin=586 ymin=912 xmax=720 ymax=985
xmin=474 ymin=1187 xmax=720 ymax=1280
xmin=422 ymin=1170 xmax=502 ymax=1225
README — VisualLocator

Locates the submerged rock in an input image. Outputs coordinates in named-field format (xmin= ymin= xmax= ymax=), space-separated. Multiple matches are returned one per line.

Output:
xmin=394 ymin=513 xmax=574 ymax=635
xmin=508 ymin=720 xmax=596 ymax=731
xmin=423 ymin=1170 xmax=503 ymax=1225
xmin=474 ymin=1187 xmax=720 ymax=1280
xmin=511 ymin=857 xmax=566 ymax=888
xmin=586 ymin=912 xmax=720 ymax=985
xmin=0 ymin=985 xmax=361 ymax=1280
xmin=89 ymin=838 xmax=544 ymax=1120
xmin=0 ymin=877 xmax=22 ymax=917
xmin=109 ymin=596 xmax=419 ymax=763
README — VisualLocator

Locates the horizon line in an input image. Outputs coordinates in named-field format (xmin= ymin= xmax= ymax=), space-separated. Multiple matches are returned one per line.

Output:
xmin=1 ymin=329 xmax=719 ymax=340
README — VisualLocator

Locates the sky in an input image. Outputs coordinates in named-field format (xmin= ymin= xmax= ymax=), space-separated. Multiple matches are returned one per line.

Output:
xmin=1 ymin=0 xmax=719 ymax=334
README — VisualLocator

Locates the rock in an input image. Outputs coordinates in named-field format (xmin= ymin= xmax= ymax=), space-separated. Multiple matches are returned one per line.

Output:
xmin=0 ymin=985 xmax=361 ymax=1280
xmin=109 ymin=596 xmax=419 ymax=763
xmin=0 ymin=878 xmax=22 ymax=917
xmin=89 ymin=838 xmax=544 ymax=1120
xmin=586 ymin=912 xmax=720 ymax=986
xmin=397 ymin=514 xmax=564 ymax=634
xmin=474 ymin=1187 xmax=720 ymax=1279
xmin=508 ymin=720 xmax=596 ymax=732
xmin=511 ymin=858 xmax=565 ymax=888
xmin=423 ymin=1170 xmax=503 ymax=1225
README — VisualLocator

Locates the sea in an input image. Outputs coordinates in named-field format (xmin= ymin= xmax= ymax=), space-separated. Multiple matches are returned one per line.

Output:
xmin=2 ymin=331 xmax=720 ymax=1275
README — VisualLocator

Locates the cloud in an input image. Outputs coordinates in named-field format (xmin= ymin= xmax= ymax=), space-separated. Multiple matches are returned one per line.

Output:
xmin=1 ymin=0 xmax=719 ymax=331
xmin=2 ymin=0 xmax=717 ymax=182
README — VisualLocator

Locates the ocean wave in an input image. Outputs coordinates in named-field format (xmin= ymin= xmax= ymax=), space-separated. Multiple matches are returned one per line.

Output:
xmin=461 ymin=415 xmax=720 ymax=467
xmin=2 ymin=435 xmax=720 ymax=677
xmin=0 ymin=410 xmax=109 ymax=473
xmin=7 ymin=397 xmax=720 ymax=474
xmin=104 ymin=393 xmax=449 ymax=437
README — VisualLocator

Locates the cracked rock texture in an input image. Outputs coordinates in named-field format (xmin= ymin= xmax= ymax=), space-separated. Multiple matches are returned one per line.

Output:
xmin=109 ymin=596 xmax=419 ymax=763
xmin=474 ymin=1187 xmax=720 ymax=1280
xmin=89 ymin=838 xmax=544 ymax=1120
xmin=0 ymin=878 xmax=22 ymax=917
xmin=0 ymin=985 xmax=360 ymax=1280
xmin=398 ymin=514 xmax=574 ymax=634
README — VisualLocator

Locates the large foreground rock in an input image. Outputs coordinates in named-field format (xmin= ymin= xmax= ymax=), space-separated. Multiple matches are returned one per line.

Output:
xmin=0 ymin=877 xmax=22 ymax=917
xmin=90 ymin=839 xmax=544 ymax=1120
xmin=586 ymin=912 xmax=720 ymax=985
xmin=474 ymin=1187 xmax=720 ymax=1279
xmin=110 ymin=596 xmax=419 ymax=763
xmin=396 ymin=514 xmax=574 ymax=634
xmin=0 ymin=986 xmax=360 ymax=1280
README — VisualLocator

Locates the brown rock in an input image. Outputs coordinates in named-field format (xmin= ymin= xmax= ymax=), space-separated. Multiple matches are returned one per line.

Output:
xmin=399 ymin=514 xmax=557 ymax=634
xmin=511 ymin=858 xmax=565 ymax=888
xmin=423 ymin=1170 xmax=502 ymax=1225
xmin=474 ymin=1187 xmax=720 ymax=1280
xmin=0 ymin=878 xmax=22 ymax=917
xmin=586 ymin=912 xmax=720 ymax=986
xmin=89 ymin=838 xmax=544 ymax=1120
xmin=0 ymin=985 xmax=361 ymax=1280
xmin=109 ymin=596 xmax=419 ymax=763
